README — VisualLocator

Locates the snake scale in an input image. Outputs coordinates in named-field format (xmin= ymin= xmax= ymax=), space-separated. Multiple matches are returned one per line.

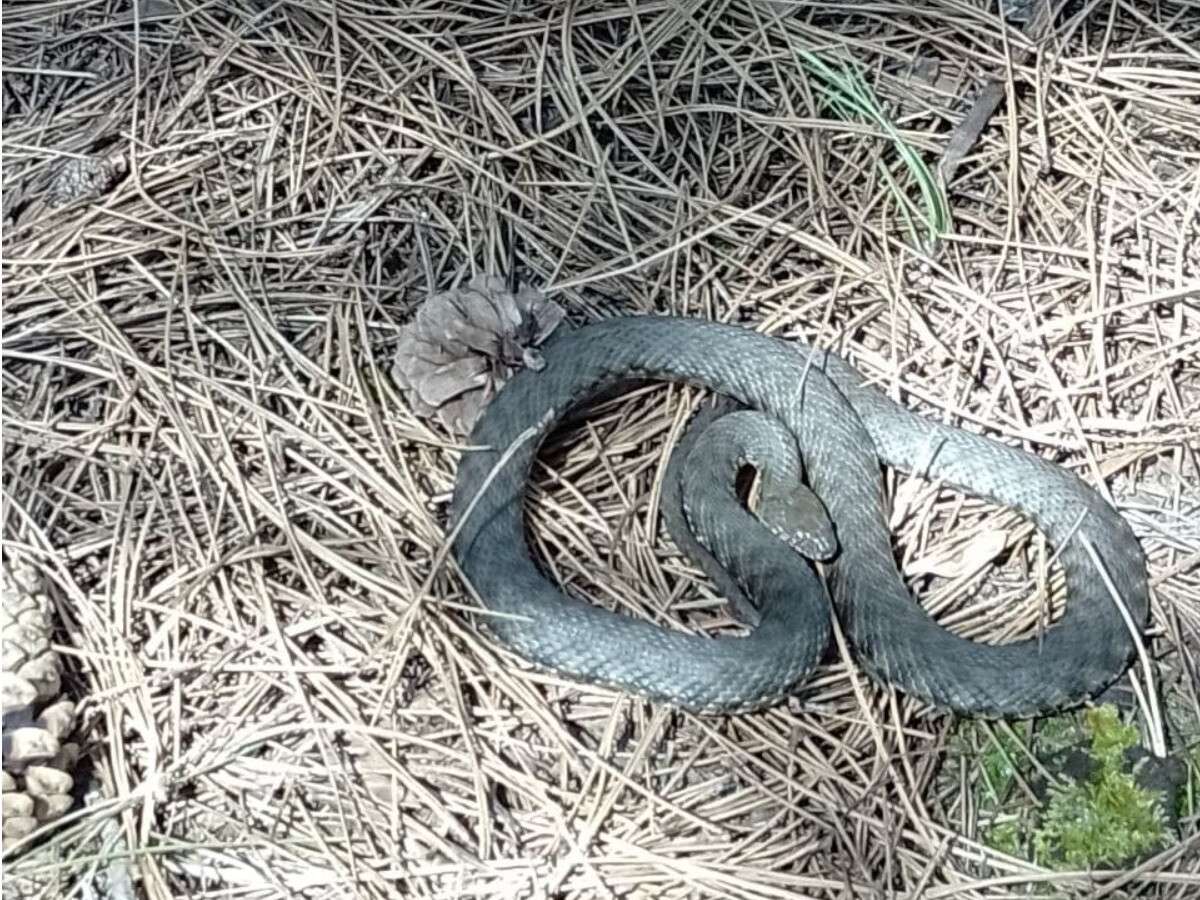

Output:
xmin=449 ymin=316 xmax=1149 ymax=716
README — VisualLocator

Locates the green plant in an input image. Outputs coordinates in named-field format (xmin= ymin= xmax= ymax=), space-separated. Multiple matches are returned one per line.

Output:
xmin=948 ymin=706 xmax=1176 ymax=871
xmin=1031 ymin=707 xmax=1170 ymax=869
xmin=1184 ymin=744 xmax=1200 ymax=819
xmin=794 ymin=49 xmax=951 ymax=252
xmin=984 ymin=817 xmax=1025 ymax=859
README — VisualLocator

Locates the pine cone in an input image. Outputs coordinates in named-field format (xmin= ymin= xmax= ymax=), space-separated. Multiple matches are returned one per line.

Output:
xmin=45 ymin=151 xmax=127 ymax=207
xmin=392 ymin=275 xmax=566 ymax=435
xmin=1 ymin=558 xmax=78 ymax=850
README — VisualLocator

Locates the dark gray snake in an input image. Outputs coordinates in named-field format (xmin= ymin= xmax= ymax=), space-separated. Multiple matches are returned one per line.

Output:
xmin=449 ymin=316 xmax=1148 ymax=716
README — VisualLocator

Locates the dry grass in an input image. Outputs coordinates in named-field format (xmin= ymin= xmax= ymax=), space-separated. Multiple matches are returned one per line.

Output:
xmin=3 ymin=1 xmax=1198 ymax=897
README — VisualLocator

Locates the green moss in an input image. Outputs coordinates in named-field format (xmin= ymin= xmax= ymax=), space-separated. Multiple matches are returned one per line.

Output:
xmin=1035 ymin=712 xmax=1085 ymax=754
xmin=1033 ymin=767 xmax=1168 ymax=867
xmin=1030 ymin=707 xmax=1168 ymax=868
xmin=949 ymin=706 xmax=1174 ymax=870
xmin=984 ymin=817 xmax=1024 ymax=858
xmin=1084 ymin=706 xmax=1139 ymax=767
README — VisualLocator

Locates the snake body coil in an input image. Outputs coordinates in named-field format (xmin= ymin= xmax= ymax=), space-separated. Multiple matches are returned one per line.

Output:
xmin=449 ymin=317 xmax=1148 ymax=716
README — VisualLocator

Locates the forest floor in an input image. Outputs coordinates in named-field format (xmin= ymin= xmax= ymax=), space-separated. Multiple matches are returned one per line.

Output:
xmin=3 ymin=2 xmax=1198 ymax=898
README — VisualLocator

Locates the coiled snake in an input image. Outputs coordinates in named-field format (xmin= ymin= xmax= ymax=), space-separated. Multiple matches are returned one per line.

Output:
xmin=449 ymin=317 xmax=1148 ymax=716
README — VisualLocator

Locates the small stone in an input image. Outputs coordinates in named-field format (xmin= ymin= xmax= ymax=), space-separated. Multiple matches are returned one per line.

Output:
xmin=33 ymin=792 xmax=73 ymax=822
xmin=4 ymin=727 xmax=59 ymax=768
xmin=23 ymin=765 xmax=73 ymax=797
xmin=6 ymin=617 xmax=52 ymax=657
xmin=0 ymin=671 xmax=37 ymax=716
xmin=2 ymin=792 xmax=34 ymax=818
xmin=1 ymin=771 xmax=17 ymax=791
xmin=36 ymin=699 xmax=75 ymax=740
xmin=2 ymin=641 xmax=27 ymax=673
xmin=2 ymin=815 xmax=38 ymax=841
xmin=2 ymin=559 xmax=44 ymax=596
xmin=16 ymin=653 xmax=61 ymax=703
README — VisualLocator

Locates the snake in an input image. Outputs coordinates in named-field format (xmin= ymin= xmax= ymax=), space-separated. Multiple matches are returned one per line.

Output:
xmin=448 ymin=316 xmax=1149 ymax=716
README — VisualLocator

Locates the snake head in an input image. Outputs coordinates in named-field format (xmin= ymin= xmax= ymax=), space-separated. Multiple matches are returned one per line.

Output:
xmin=761 ymin=484 xmax=838 ymax=562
